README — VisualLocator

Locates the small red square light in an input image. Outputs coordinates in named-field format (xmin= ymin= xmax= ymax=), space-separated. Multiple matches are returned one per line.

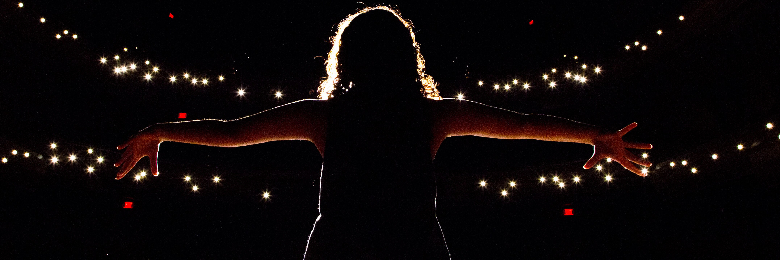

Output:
xmin=564 ymin=208 xmax=573 ymax=215
xmin=178 ymin=113 xmax=187 ymax=119
xmin=124 ymin=202 xmax=133 ymax=208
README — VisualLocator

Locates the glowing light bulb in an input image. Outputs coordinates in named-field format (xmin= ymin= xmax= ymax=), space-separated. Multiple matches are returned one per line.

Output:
xmin=275 ymin=91 xmax=283 ymax=98
xmin=501 ymin=190 xmax=508 ymax=197
xmin=594 ymin=67 xmax=601 ymax=73
xmin=87 ymin=166 xmax=95 ymax=173
xmin=24 ymin=152 xmax=29 ymax=158
xmin=558 ymin=182 xmax=565 ymax=188
xmin=670 ymin=162 xmax=676 ymax=167
xmin=642 ymin=153 xmax=648 ymax=159
xmin=262 ymin=191 xmax=271 ymax=199
xmin=140 ymin=171 xmax=147 ymax=177
xmin=634 ymin=41 xmax=639 ymax=46
xmin=573 ymin=176 xmax=581 ymax=183
xmin=606 ymin=158 xmax=612 ymax=163
xmin=641 ymin=45 xmax=647 ymax=51
xmin=457 ymin=93 xmax=465 ymax=100
xmin=152 ymin=67 xmax=159 ymax=72
xmin=691 ymin=168 xmax=698 ymax=173
xmin=596 ymin=165 xmax=603 ymax=171
xmin=479 ymin=180 xmax=487 ymax=187
xmin=134 ymin=175 xmax=141 ymax=181
xmin=549 ymin=81 xmax=556 ymax=88
xmin=50 ymin=143 xmax=57 ymax=149
xmin=539 ymin=177 xmax=546 ymax=183
xmin=100 ymin=57 xmax=107 ymax=64
xmin=68 ymin=154 xmax=77 ymax=161
xmin=213 ymin=176 xmax=220 ymax=183
xmin=553 ymin=176 xmax=560 ymax=182
xmin=191 ymin=78 xmax=198 ymax=84
xmin=681 ymin=160 xmax=688 ymax=166
xmin=144 ymin=74 xmax=152 ymax=81
xmin=737 ymin=144 xmax=744 ymax=150
xmin=493 ymin=84 xmax=500 ymax=90
xmin=183 ymin=73 xmax=190 ymax=78
xmin=72 ymin=35 xmax=77 ymax=40
xmin=679 ymin=15 xmax=684 ymax=21
xmin=114 ymin=55 xmax=119 ymax=60
xmin=711 ymin=154 xmax=718 ymax=160
xmin=625 ymin=45 xmax=630 ymax=50
xmin=184 ymin=176 xmax=191 ymax=182
xmin=120 ymin=66 xmax=127 ymax=73
xmin=641 ymin=168 xmax=648 ymax=175
xmin=123 ymin=48 xmax=128 ymax=52
xmin=478 ymin=81 xmax=483 ymax=86
xmin=767 ymin=123 xmax=774 ymax=129
xmin=201 ymin=79 xmax=208 ymax=85
xmin=504 ymin=84 xmax=510 ymax=90
xmin=63 ymin=30 xmax=69 ymax=35
xmin=523 ymin=83 xmax=530 ymax=89
xmin=129 ymin=64 xmax=136 ymax=70
xmin=574 ymin=75 xmax=581 ymax=81
xmin=237 ymin=89 xmax=246 ymax=96
xmin=657 ymin=30 xmax=663 ymax=35
xmin=579 ymin=76 xmax=587 ymax=83
xmin=97 ymin=157 xmax=104 ymax=163
xmin=192 ymin=185 xmax=199 ymax=191
xmin=509 ymin=181 xmax=516 ymax=187
xmin=219 ymin=75 xmax=224 ymax=81
xmin=512 ymin=79 xmax=518 ymax=85
xmin=542 ymin=74 xmax=549 ymax=80
xmin=565 ymin=72 xmax=572 ymax=78
xmin=55 ymin=34 xmax=61 ymax=39
xmin=40 ymin=17 xmax=46 ymax=23
xmin=551 ymin=68 xmax=557 ymax=73
xmin=12 ymin=150 xmax=18 ymax=155
xmin=605 ymin=175 xmax=612 ymax=182
xmin=169 ymin=76 xmax=176 ymax=82
xmin=50 ymin=156 xmax=58 ymax=164
xmin=18 ymin=2 xmax=23 ymax=8
xmin=1 ymin=158 xmax=6 ymax=163
xmin=574 ymin=56 xmax=578 ymax=59
xmin=145 ymin=60 xmax=150 ymax=65
xmin=581 ymin=64 xmax=587 ymax=69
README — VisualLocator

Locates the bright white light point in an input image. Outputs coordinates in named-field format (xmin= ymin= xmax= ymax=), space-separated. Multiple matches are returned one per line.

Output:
xmin=737 ymin=144 xmax=744 ymax=150
xmin=606 ymin=158 xmax=612 ymax=163
xmin=574 ymin=75 xmax=581 ymax=81
xmin=40 ymin=18 xmax=46 ymax=23
xmin=134 ymin=175 xmax=141 ymax=181
xmin=509 ymin=181 xmax=516 ymax=187
xmin=596 ymin=165 xmax=603 ymax=171
xmin=642 ymin=153 xmax=649 ymax=159
xmin=87 ymin=166 xmax=95 ymax=173
xmin=634 ymin=41 xmax=639 ymax=46
xmin=579 ymin=76 xmax=587 ymax=83
xmin=63 ymin=30 xmax=69 ymax=35
xmin=145 ymin=60 xmax=150 ymax=65
xmin=582 ymin=64 xmax=587 ymax=69
xmin=1 ymin=158 xmax=6 ymax=163
xmin=50 ymin=143 xmax=57 ymax=149
xmin=12 ymin=150 xmax=18 ymax=155
xmin=201 ymin=79 xmax=208 ymax=85
xmin=642 ymin=45 xmax=647 ymax=51
xmin=553 ymin=176 xmax=560 ymax=183
xmin=539 ymin=177 xmax=546 ymax=183
xmin=140 ymin=171 xmax=147 ymax=177
xmin=69 ymin=154 xmax=77 ymax=161
xmin=681 ymin=160 xmax=688 ymax=166
xmin=641 ymin=168 xmax=649 ymax=175
xmin=144 ymin=74 xmax=152 ymax=80
xmin=123 ymin=48 xmax=128 ymax=52
xmin=478 ymin=81 xmax=483 ymax=86
xmin=24 ymin=152 xmax=30 ymax=158
xmin=657 ymin=30 xmax=663 ymax=35
xmin=552 ymin=68 xmax=557 ymax=73
xmin=219 ymin=76 xmax=224 ymax=81
xmin=184 ymin=176 xmax=191 ymax=182
xmin=512 ymin=79 xmax=518 ymax=85
xmin=191 ymin=79 xmax=198 ymax=84
xmin=50 ymin=156 xmax=58 ymax=164
xmin=97 ymin=157 xmax=104 ymax=163
xmin=114 ymin=55 xmax=119 ymax=60
xmin=691 ymin=168 xmax=698 ymax=173
xmin=120 ymin=66 xmax=127 ymax=73
xmin=501 ymin=190 xmax=508 ymax=196
xmin=679 ymin=15 xmax=684 ymax=21
xmin=558 ymin=182 xmax=565 ymax=188
xmin=574 ymin=56 xmax=578 ymax=59
xmin=169 ymin=76 xmax=176 ymax=82
xmin=237 ymin=89 xmax=246 ymax=96
xmin=192 ymin=185 xmax=199 ymax=191
xmin=183 ymin=73 xmax=190 ymax=78
xmin=18 ymin=2 xmax=23 ymax=8
xmin=542 ymin=74 xmax=549 ymax=80
xmin=152 ymin=67 xmax=159 ymax=72
xmin=711 ymin=154 xmax=718 ymax=160
xmin=72 ymin=35 xmax=78 ymax=39
xmin=493 ymin=84 xmax=500 ymax=90
xmin=130 ymin=64 xmax=136 ymax=70
xmin=262 ymin=192 xmax=271 ymax=199
xmin=479 ymin=180 xmax=487 ymax=187
xmin=275 ymin=91 xmax=283 ymax=98
xmin=565 ymin=72 xmax=572 ymax=78
xmin=523 ymin=83 xmax=530 ymax=89
xmin=605 ymin=175 xmax=612 ymax=182
xmin=573 ymin=176 xmax=581 ymax=183
xmin=670 ymin=162 xmax=676 ymax=167
xmin=213 ymin=176 xmax=220 ymax=183
xmin=55 ymin=34 xmax=61 ymax=39
xmin=595 ymin=67 xmax=602 ymax=73
xmin=549 ymin=81 xmax=556 ymax=88
xmin=504 ymin=84 xmax=510 ymax=90
xmin=457 ymin=93 xmax=464 ymax=100
xmin=767 ymin=123 xmax=774 ymax=129
xmin=625 ymin=45 xmax=630 ymax=50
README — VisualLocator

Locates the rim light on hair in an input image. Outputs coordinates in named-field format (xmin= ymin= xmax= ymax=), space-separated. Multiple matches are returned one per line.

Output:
xmin=318 ymin=6 xmax=441 ymax=100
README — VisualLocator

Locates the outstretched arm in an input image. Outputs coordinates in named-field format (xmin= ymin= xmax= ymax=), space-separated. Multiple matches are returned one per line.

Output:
xmin=431 ymin=99 xmax=652 ymax=176
xmin=114 ymin=99 xmax=328 ymax=179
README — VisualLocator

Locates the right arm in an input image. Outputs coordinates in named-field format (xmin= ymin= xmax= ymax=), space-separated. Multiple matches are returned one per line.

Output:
xmin=114 ymin=99 xmax=328 ymax=179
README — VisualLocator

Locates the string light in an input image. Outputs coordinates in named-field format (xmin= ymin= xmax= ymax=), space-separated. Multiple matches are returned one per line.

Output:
xmin=542 ymin=74 xmax=549 ymax=80
xmin=152 ymin=67 xmax=159 ymax=72
xmin=114 ymin=55 xmax=119 ymax=60
xmin=767 ymin=123 xmax=774 ymax=129
xmin=500 ymin=190 xmax=508 ymax=197
xmin=641 ymin=45 xmax=647 ymax=51
xmin=642 ymin=153 xmax=649 ymax=159
xmin=11 ymin=150 xmax=18 ymax=155
xmin=123 ymin=48 xmax=128 ymax=52
xmin=605 ymin=175 xmax=612 ymax=182
xmin=50 ymin=143 xmax=57 ymax=149
xmin=191 ymin=78 xmax=198 ymax=84
xmin=539 ymin=177 xmax=546 ymax=183
xmin=69 ymin=154 xmax=77 ymax=162
xmin=120 ymin=66 xmax=128 ymax=73
xmin=512 ymin=79 xmax=518 ymax=85
xmin=574 ymin=75 xmax=581 ymax=81
xmin=275 ymin=91 xmax=283 ymax=99
xmin=219 ymin=76 xmax=224 ymax=81
xmin=549 ymin=81 xmax=556 ymax=88
xmin=169 ymin=76 xmax=176 ymax=83
xmin=237 ymin=89 xmax=246 ymax=96
xmin=63 ymin=30 xmax=69 ymax=35
xmin=737 ymin=144 xmax=744 ymax=150
xmin=634 ymin=41 xmax=639 ymax=46
xmin=596 ymin=165 xmax=603 ymax=171
xmin=581 ymin=64 xmax=587 ymax=69
xmin=87 ymin=166 xmax=95 ymax=173
xmin=479 ymin=180 xmax=487 ymax=187
xmin=552 ymin=176 xmax=560 ymax=183
xmin=18 ymin=2 xmax=23 ymax=8
xmin=55 ymin=34 xmax=61 ymax=39
xmin=625 ymin=45 xmax=630 ymax=50
xmin=711 ymin=154 xmax=718 ymax=160
xmin=565 ymin=72 xmax=572 ymax=78
xmin=504 ymin=84 xmax=510 ymax=90
xmin=97 ymin=157 xmax=104 ymax=163
xmin=183 ymin=73 xmax=190 ymax=78
xmin=128 ymin=64 xmax=135 ymax=70
xmin=681 ymin=160 xmax=688 ymax=166
xmin=594 ymin=67 xmax=601 ymax=74
xmin=478 ymin=81 xmax=483 ymax=86
xmin=573 ymin=56 xmax=578 ymax=59
xmin=143 ymin=74 xmax=152 ymax=81
xmin=457 ymin=93 xmax=465 ymax=100
xmin=691 ymin=168 xmax=698 ymax=173
xmin=558 ymin=182 xmax=565 ymax=188
xmin=493 ymin=84 xmax=499 ymax=90
xmin=192 ymin=185 xmax=199 ymax=191
xmin=87 ymin=148 xmax=93 ymax=154
xmin=641 ymin=168 xmax=648 ymax=175
xmin=657 ymin=30 xmax=663 ymax=35
xmin=573 ymin=176 xmax=581 ymax=183
xmin=50 ymin=156 xmax=58 ymax=164
xmin=669 ymin=162 xmax=676 ymax=167
xmin=24 ymin=152 xmax=30 ymax=158
xmin=551 ymin=68 xmax=557 ymax=73
xmin=509 ymin=181 xmax=516 ymax=187
xmin=213 ymin=176 xmax=221 ymax=183
xmin=1 ymin=158 xmax=6 ymax=163
xmin=183 ymin=176 xmax=192 ymax=182
xmin=72 ymin=35 xmax=78 ymax=40
xmin=579 ymin=76 xmax=587 ymax=83
xmin=134 ymin=175 xmax=142 ymax=181
xmin=202 ymin=78 xmax=208 ymax=85
xmin=523 ymin=83 xmax=530 ymax=89
xmin=679 ymin=15 xmax=685 ymax=21
xmin=145 ymin=60 xmax=150 ymax=65
xmin=606 ymin=158 xmax=612 ymax=163
xmin=40 ymin=17 xmax=46 ymax=23
xmin=140 ymin=171 xmax=147 ymax=177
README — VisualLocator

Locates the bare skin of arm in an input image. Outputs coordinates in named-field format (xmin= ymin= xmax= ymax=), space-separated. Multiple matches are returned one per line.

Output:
xmin=114 ymin=99 xmax=328 ymax=179
xmin=431 ymin=99 xmax=652 ymax=176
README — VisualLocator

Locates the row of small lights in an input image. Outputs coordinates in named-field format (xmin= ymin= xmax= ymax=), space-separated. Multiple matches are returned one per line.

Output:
xmin=623 ymin=15 xmax=685 ymax=52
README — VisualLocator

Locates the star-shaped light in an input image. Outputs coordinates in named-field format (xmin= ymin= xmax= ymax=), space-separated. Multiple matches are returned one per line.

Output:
xmin=691 ymin=168 xmax=698 ymax=173
xmin=68 ymin=154 xmax=77 ymax=161
xmin=478 ymin=81 xmax=483 ymax=86
xmin=72 ymin=35 xmax=78 ymax=40
xmin=152 ymin=67 xmax=159 ymax=72
xmin=558 ymin=182 xmax=565 ymax=188
xmin=262 ymin=191 xmax=271 ymax=199
xmin=657 ymin=30 xmax=663 ymax=35
xmin=56 ymin=34 xmax=61 ymax=39
xmin=549 ymin=81 xmax=556 ymax=88
xmin=183 ymin=73 xmax=190 ymax=78
xmin=134 ymin=175 xmax=142 ymax=181
xmin=145 ymin=60 xmax=150 ymax=65
xmin=539 ymin=177 xmax=546 ymax=183
xmin=509 ymin=181 xmax=516 ymax=187
xmin=669 ymin=162 xmax=676 ymax=167
xmin=711 ymin=154 xmax=718 ymax=160
xmin=144 ymin=74 xmax=152 ymax=81
xmin=565 ymin=72 xmax=572 ymax=78
xmin=523 ymin=83 xmax=530 ymax=89
xmin=504 ymin=84 xmax=510 ymax=90
xmin=605 ymin=175 xmax=612 ymax=182
xmin=237 ymin=89 xmax=246 ymax=96
xmin=551 ymin=68 xmax=557 ymax=73
xmin=606 ymin=158 xmax=612 ymax=163
xmin=552 ymin=176 xmax=560 ymax=182
xmin=130 ymin=64 xmax=137 ymax=70
xmin=641 ymin=45 xmax=647 ymax=51
xmin=18 ymin=2 xmax=23 ymax=8
xmin=87 ymin=166 xmax=95 ymax=173
xmin=170 ymin=76 xmax=177 ymax=83
xmin=634 ymin=41 xmax=639 ymax=46
xmin=596 ymin=165 xmax=603 ymax=171
xmin=581 ymin=64 xmax=587 ymax=69
xmin=479 ymin=180 xmax=487 ymax=187
xmin=97 ymin=157 xmax=104 ymax=163
xmin=40 ymin=17 xmax=46 ymax=23
xmin=500 ymin=190 xmax=508 ymax=197
xmin=493 ymin=84 xmax=500 ymax=90
xmin=642 ymin=153 xmax=649 ymax=159
xmin=114 ymin=55 xmax=120 ymax=60
xmin=641 ymin=168 xmax=649 ymax=175
xmin=512 ymin=79 xmax=518 ymax=85
xmin=201 ymin=79 xmax=208 ymax=85
xmin=192 ymin=185 xmax=199 ymax=191
xmin=50 ymin=143 xmax=57 ymax=149
xmin=12 ymin=150 xmax=18 ymax=155
xmin=579 ymin=76 xmax=587 ymax=83
xmin=625 ymin=45 xmax=630 ymax=50
xmin=219 ymin=76 xmax=225 ymax=81
xmin=737 ymin=144 xmax=744 ymax=150
xmin=50 ymin=156 xmax=59 ymax=164
xmin=275 ymin=91 xmax=283 ymax=98
xmin=24 ymin=152 xmax=30 ymax=158
xmin=457 ymin=93 xmax=465 ymax=100
xmin=573 ymin=176 xmax=581 ymax=183
xmin=594 ymin=67 xmax=601 ymax=74
xmin=767 ymin=123 xmax=774 ymax=129
xmin=184 ymin=176 xmax=191 ymax=182
xmin=191 ymin=78 xmax=198 ymax=84
xmin=213 ymin=176 xmax=221 ymax=183
xmin=681 ymin=160 xmax=688 ymax=166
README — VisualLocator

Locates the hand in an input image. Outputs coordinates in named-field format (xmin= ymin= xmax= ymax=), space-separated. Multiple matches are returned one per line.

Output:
xmin=114 ymin=127 xmax=163 ymax=180
xmin=583 ymin=122 xmax=653 ymax=176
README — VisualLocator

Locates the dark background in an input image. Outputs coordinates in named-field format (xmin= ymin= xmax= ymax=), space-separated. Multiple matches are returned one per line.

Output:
xmin=1 ymin=0 xmax=779 ymax=258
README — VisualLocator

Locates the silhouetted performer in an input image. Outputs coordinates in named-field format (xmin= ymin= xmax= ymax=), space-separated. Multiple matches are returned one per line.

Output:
xmin=115 ymin=9 xmax=651 ymax=260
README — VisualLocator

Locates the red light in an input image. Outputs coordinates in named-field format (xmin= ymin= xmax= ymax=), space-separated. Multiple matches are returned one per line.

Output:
xmin=529 ymin=20 xmax=534 ymax=25
xmin=178 ymin=113 xmax=187 ymax=119
xmin=124 ymin=202 xmax=133 ymax=208
xmin=169 ymin=13 xmax=174 ymax=19
xmin=564 ymin=209 xmax=573 ymax=215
